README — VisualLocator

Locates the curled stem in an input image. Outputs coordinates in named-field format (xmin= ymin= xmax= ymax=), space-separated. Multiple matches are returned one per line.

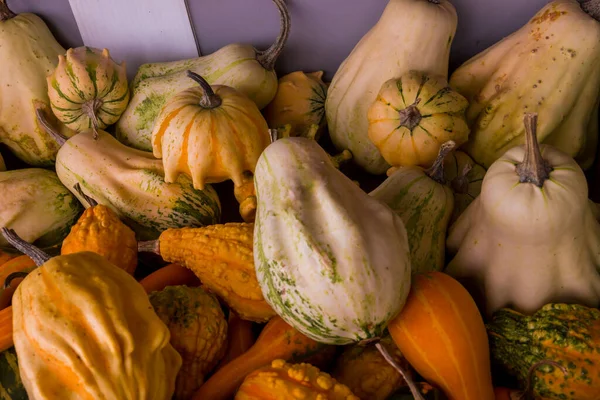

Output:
xmin=425 ymin=140 xmax=457 ymax=184
xmin=4 ymin=272 xmax=29 ymax=290
xmin=0 ymin=228 xmax=50 ymax=267
xmin=376 ymin=342 xmax=425 ymax=400
xmin=256 ymin=0 xmax=291 ymax=71
xmin=36 ymin=107 xmax=67 ymax=146
xmin=73 ymin=183 xmax=98 ymax=207
xmin=186 ymin=70 xmax=222 ymax=109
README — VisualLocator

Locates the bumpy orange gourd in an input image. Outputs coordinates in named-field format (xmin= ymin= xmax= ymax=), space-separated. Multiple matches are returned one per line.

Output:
xmin=140 ymin=222 xmax=275 ymax=322
xmin=192 ymin=316 xmax=328 ymax=400
xmin=235 ymin=359 xmax=359 ymax=400
xmin=150 ymin=286 xmax=227 ymax=400
xmin=388 ymin=272 xmax=495 ymax=400
xmin=61 ymin=203 xmax=137 ymax=275
xmin=333 ymin=336 xmax=409 ymax=400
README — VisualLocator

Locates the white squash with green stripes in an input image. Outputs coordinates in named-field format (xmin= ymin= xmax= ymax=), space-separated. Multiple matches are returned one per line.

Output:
xmin=253 ymin=137 xmax=411 ymax=345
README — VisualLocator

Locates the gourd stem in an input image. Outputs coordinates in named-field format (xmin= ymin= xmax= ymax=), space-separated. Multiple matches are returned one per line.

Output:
xmin=269 ymin=128 xmax=282 ymax=143
xmin=81 ymin=98 xmax=103 ymax=140
xmin=0 ymin=228 xmax=50 ymax=267
xmin=329 ymin=149 xmax=353 ymax=169
xmin=0 ymin=0 xmax=15 ymax=21
xmin=578 ymin=0 xmax=600 ymax=21
xmin=451 ymin=163 xmax=473 ymax=194
xmin=138 ymin=240 xmax=160 ymax=255
xmin=305 ymin=124 xmax=319 ymax=140
xmin=425 ymin=140 xmax=457 ymax=184
xmin=35 ymin=107 xmax=67 ymax=147
xmin=376 ymin=343 xmax=426 ymax=400
xmin=520 ymin=360 xmax=568 ymax=400
xmin=73 ymin=183 xmax=98 ymax=207
xmin=186 ymin=70 xmax=222 ymax=109
xmin=256 ymin=0 xmax=291 ymax=71
xmin=428 ymin=0 xmax=441 ymax=4
xmin=516 ymin=113 xmax=552 ymax=187
xmin=4 ymin=271 xmax=29 ymax=289
xmin=399 ymin=98 xmax=422 ymax=131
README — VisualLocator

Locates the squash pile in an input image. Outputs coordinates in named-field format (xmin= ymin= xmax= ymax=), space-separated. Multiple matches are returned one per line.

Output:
xmin=1 ymin=0 xmax=600 ymax=399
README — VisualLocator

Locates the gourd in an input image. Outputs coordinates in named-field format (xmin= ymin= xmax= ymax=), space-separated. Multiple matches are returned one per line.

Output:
xmin=61 ymin=184 xmax=137 ymax=275
xmin=0 ymin=152 xmax=5 ymax=172
xmin=0 ymin=255 xmax=36 ymax=309
xmin=387 ymin=272 xmax=495 ymax=400
xmin=149 ymin=286 xmax=227 ymax=400
xmin=0 ymin=306 xmax=11 ymax=352
xmin=3 ymin=228 xmax=182 ymax=400
xmin=325 ymin=0 xmax=458 ymax=174
xmin=116 ymin=0 xmax=290 ymax=151
xmin=370 ymin=141 xmax=455 ymax=275
xmin=263 ymin=71 xmax=328 ymax=139
xmin=0 ymin=0 xmax=74 ymax=166
xmin=151 ymin=72 xmax=270 ymax=222
xmin=443 ymin=151 xmax=486 ymax=224
xmin=253 ymin=137 xmax=411 ymax=345
xmin=47 ymin=46 xmax=129 ymax=135
xmin=0 ymin=347 xmax=27 ymax=400
xmin=446 ymin=114 xmax=600 ymax=315
xmin=449 ymin=0 xmax=600 ymax=169
xmin=367 ymin=71 xmax=470 ymax=169
xmin=217 ymin=311 xmax=256 ymax=368
xmin=37 ymin=109 xmax=221 ymax=241
xmin=139 ymin=223 xmax=276 ymax=322
xmin=193 ymin=316 xmax=328 ymax=400
xmin=487 ymin=303 xmax=600 ymax=399
xmin=139 ymin=263 xmax=200 ymax=293
xmin=235 ymin=359 xmax=359 ymax=400
xmin=0 ymin=168 xmax=82 ymax=249
xmin=333 ymin=335 xmax=410 ymax=400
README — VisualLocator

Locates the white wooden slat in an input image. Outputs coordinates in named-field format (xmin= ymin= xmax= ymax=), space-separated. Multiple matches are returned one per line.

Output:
xmin=67 ymin=0 xmax=200 ymax=80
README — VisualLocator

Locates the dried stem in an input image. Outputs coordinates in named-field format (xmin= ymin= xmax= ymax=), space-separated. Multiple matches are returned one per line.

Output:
xmin=425 ymin=141 xmax=456 ymax=184
xmin=329 ymin=149 xmax=353 ymax=169
xmin=186 ymin=70 xmax=222 ymax=109
xmin=4 ymin=271 xmax=29 ymax=290
xmin=399 ymin=98 xmax=422 ymax=131
xmin=1 ymin=228 xmax=50 ymax=267
xmin=256 ymin=0 xmax=291 ymax=71
xmin=376 ymin=343 xmax=425 ymax=400
xmin=138 ymin=240 xmax=160 ymax=255
xmin=0 ymin=0 xmax=15 ymax=21
xmin=451 ymin=162 xmax=473 ymax=194
xmin=36 ymin=107 xmax=67 ymax=146
xmin=81 ymin=98 xmax=103 ymax=139
xmin=578 ymin=0 xmax=600 ymax=22
xmin=516 ymin=113 xmax=552 ymax=187
xmin=73 ymin=183 xmax=98 ymax=207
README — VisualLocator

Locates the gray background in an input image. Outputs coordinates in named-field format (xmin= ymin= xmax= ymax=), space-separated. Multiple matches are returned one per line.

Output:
xmin=10 ymin=0 xmax=549 ymax=79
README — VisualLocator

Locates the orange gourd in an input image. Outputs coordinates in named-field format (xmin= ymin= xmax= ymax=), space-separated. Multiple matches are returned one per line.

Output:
xmin=0 ymin=306 xmax=12 ymax=352
xmin=387 ymin=272 xmax=495 ymax=400
xmin=192 ymin=316 xmax=328 ymax=400
xmin=0 ymin=249 xmax=17 ymax=265
xmin=139 ymin=263 xmax=200 ymax=293
xmin=0 ymin=255 xmax=36 ymax=309
xmin=217 ymin=311 xmax=256 ymax=369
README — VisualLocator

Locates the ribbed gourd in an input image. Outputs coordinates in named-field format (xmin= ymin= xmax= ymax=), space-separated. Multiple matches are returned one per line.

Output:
xmin=443 ymin=151 xmax=486 ymax=224
xmin=150 ymin=286 xmax=228 ymax=400
xmin=47 ymin=47 xmax=129 ymax=135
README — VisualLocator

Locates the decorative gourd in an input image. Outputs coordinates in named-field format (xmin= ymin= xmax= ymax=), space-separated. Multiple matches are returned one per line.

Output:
xmin=0 ymin=255 xmax=36 ymax=309
xmin=150 ymin=286 xmax=228 ymax=400
xmin=446 ymin=114 xmax=600 ymax=315
xmin=235 ymin=359 xmax=359 ymax=400
xmin=0 ymin=0 xmax=74 ymax=166
xmin=449 ymin=0 xmax=600 ymax=169
xmin=217 ymin=311 xmax=256 ymax=368
xmin=116 ymin=0 xmax=290 ymax=151
xmin=61 ymin=185 xmax=137 ymax=275
xmin=254 ymin=136 xmax=411 ymax=344
xmin=333 ymin=335 xmax=410 ymax=400
xmin=370 ymin=141 xmax=455 ymax=275
xmin=0 ymin=249 xmax=16 ymax=266
xmin=47 ymin=46 xmax=129 ymax=136
xmin=263 ymin=71 xmax=328 ymax=139
xmin=3 ymin=228 xmax=182 ymax=400
xmin=487 ymin=304 xmax=600 ymax=399
xmin=139 ymin=223 xmax=276 ymax=322
xmin=193 ymin=316 xmax=328 ymax=400
xmin=0 ymin=168 xmax=82 ymax=249
xmin=387 ymin=272 xmax=495 ymax=400
xmin=0 ymin=306 xmax=11 ymax=352
xmin=151 ymin=72 xmax=270 ymax=221
xmin=367 ymin=71 xmax=470 ymax=169
xmin=443 ymin=151 xmax=486 ymax=224
xmin=325 ymin=0 xmax=458 ymax=174
xmin=37 ymin=109 xmax=221 ymax=241
xmin=0 ymin=347 xmax=27 ymax=400
xmin=140 ymin=263 xmax=200 ymax=294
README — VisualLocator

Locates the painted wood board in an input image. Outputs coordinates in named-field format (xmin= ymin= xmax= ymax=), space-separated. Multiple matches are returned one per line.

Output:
xmin=67 ymin=0 xmax=200 ymax=79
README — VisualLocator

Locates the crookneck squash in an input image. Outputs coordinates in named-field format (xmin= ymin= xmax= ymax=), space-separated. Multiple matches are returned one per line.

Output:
xmin=487 ymin=303 xmax=600 ymax=400
xmin=253 ymin=137 xmax=411 ymax=345
xmin=263 ymin=71 xmax=328 ymax=139
xmin=443 ymin=151 xmax=486 ymax=224
xmin=116 ymin=0 xmax=290 ymax=151
xmin=0 ymin=0 xmax=74 ymax=166
xmin=47 ymin=46 xmax=129 ymax=135
xmin=370 ymin=142 xmax=455 ymax=275
xmin=446 ymin=114 xmax=600 ymax=316
xmin=367 ymin=71 xmax=470 ymax=169
xmin=326 ymin=0 xmax=458 ymax=174
xmin=37 ymin=109 xmax=221 ymax=241
xmin=4 ymin=228 xmax=181 ymax=400
xmin=449 ymin=0 xmax=600 ymax=169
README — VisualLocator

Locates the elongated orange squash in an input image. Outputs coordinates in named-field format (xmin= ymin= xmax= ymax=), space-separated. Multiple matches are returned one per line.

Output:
xmin=217 ymin=311 xmax=256 ymax=369
xmin=388 ymin=272 xmax=495 ymax=400
xmin=0 ymin=306 xmax=12 ymax=353
xmin=0 ymin=255 xmax=36 ymax=309
xmin=139 ymin=263 xmax=200 ymax=294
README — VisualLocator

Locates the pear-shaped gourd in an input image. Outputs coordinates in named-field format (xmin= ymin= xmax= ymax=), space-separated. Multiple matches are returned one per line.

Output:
xmin=253 ymin=137 xmax=411 ymax=345
xmin=446 ymin=113 xmax=600 ymax=316
xmin=370 ymin=142 xmax=455 ymax=275
xmin=450 ymin=0 xmax=600 ymax=169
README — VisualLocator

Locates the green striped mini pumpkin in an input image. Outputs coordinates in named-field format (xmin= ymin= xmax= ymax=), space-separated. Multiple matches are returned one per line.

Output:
xmin=47 ymin=47 xmax=129 ymax=133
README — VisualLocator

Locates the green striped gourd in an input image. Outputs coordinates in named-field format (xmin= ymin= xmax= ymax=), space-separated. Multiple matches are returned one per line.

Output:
xmin=115 ymin=0 xmax=290 ymax=151
xmin=442 ymin=151 xmax=486 ymax=224
xmin=370 ymin=142 xmax=455 ymax=275
xmin=0 ymin=347 xmax=27 ymax=400
xmin=253 ymin=137 xmax=411 ymax=345
xmin=0 ymin=168 xmax=82 ymax=249
xmin=47 ymin=47 xmax=129 ymax=133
